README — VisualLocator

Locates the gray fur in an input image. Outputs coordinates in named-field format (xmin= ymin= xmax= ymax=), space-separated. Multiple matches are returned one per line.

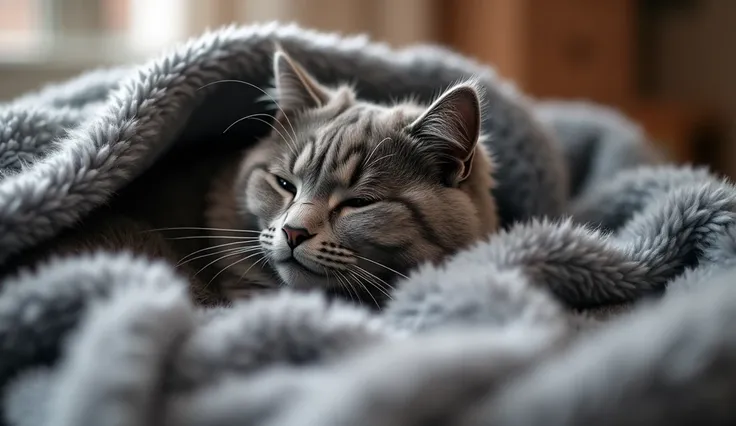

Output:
xmin=3 ymin=369 xmax=54 ymax=426
xmin=207 ymin=50 xmax=498 ymax=301
xmin=1 ymin=23 xmax=736 ymax=426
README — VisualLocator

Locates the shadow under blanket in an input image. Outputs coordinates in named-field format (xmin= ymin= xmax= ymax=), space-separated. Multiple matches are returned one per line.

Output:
xmin=1 ymin=23 xmax=736 ymax=426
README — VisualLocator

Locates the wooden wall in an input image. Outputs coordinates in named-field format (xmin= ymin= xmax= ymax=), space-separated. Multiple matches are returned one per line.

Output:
xmin=438 ymin=0 xmax=725 ymax=167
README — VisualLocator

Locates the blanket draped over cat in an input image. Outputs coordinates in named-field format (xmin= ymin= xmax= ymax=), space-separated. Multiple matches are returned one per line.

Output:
xmin=1 ymin=23 xmax=735 ymax=426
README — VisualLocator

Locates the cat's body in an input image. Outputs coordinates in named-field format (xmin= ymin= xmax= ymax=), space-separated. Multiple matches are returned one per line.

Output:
xmin=2 ymin=50 xmax=500 ymax=308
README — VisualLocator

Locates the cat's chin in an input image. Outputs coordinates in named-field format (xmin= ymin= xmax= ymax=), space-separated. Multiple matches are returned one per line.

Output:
xmin=274 ymin=258 xmax=330 ymax=290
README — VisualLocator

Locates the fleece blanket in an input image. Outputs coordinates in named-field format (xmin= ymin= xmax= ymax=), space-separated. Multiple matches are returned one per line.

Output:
xmin=2 ymin=23 xmax=736 ymax=426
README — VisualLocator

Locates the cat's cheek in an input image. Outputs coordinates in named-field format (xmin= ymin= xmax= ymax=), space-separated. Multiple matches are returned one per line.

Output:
xmin=332 ymin=213 xmax=372 ymax=247
xmin=333 ymin=207 xmax=414 ymax=249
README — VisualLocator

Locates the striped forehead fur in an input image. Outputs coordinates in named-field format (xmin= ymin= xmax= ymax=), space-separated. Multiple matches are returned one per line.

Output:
xmin=283 ymin=103 xmax=432 ymax=194
xmin=276 ymin=79 xmax=488 ymax=194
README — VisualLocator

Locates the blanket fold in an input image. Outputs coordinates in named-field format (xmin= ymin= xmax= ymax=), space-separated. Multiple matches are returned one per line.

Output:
xmin=1 ymin=23 xmax=736 ymax=426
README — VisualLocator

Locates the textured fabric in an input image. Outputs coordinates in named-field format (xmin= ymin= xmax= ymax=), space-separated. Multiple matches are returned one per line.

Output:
xmin=1 ymin=23 xmax=736 ymax=426
xmin=533 ymin=100 xmax=664 ymax=200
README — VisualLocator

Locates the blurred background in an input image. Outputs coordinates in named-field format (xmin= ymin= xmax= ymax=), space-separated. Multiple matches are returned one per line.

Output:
xmin=0 ymin=0 xmax=733 ymax=177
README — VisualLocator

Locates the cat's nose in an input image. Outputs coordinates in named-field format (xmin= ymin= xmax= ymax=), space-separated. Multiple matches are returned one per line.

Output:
xmin=282 ymin=226 xmax=314 ymax=249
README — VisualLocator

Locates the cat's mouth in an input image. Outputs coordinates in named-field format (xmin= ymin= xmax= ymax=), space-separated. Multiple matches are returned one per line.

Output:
xmin=278 ymin=257 xmax=325 ymax=277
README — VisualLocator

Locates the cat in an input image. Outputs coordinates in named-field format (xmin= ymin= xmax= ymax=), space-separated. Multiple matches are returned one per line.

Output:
xmin=0 ymin=49 xmax=499 ymax=308
xmin=204 ymin=50 xmax=499 ymax=305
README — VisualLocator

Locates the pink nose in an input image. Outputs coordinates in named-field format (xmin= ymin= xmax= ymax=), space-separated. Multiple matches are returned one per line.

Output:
xmin=282 ymin=226 xmax=314 ymax=249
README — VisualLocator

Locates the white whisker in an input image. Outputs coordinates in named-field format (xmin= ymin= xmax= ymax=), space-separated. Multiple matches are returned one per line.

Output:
xmin=146 ymin=226 xmax=264 ymax=234
xmin=366 ymin=153 xmax=396 ymax=169
xmin=238 ymin=253 xmax=269 ymax=280
xmin=229 ymin=111 xmax=299 ymax=150
xmin=178 ymin=240 xmax=262 ymax=265
xmin=178 ymin=243 xmax=261 ymax=267
xmin=347 ymin=269 xmax=381 ymax=308
xmin=363 ymin=137 xmax=392 ymax=167
xmin=350 ymin=266 xmax=393 ymax=301
xmin=352 ymin=264 xmax=396 ymax=292
xmin=340 ymin=270 xmax=363 ymax=307
xmin=223 ymin=115 xmax=298 ymax=156
xmin=194 ymin=246 xmax=262 ymax=277
xmin=354 ymin=255 xmax=408 ymax=279
xmin=197 ymin=79 xmax=299 ymax=146
xmin=167 ymin=235 xmax=261 ymax=241
xmin=208 ymin=250 xmax=265 ymax=287
xmin=335 ymin=271 xmax=356 ymax=305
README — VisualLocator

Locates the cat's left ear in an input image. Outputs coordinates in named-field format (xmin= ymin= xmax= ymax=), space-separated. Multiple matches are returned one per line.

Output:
xmin=273 ymin=50 xmax=332 ymax=115
xmin=408 ymin=82 xmax=483 ymax=186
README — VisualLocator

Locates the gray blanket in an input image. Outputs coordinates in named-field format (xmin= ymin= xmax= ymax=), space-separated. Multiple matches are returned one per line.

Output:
xmin=1 ymin=23 xmax=736 ymax=426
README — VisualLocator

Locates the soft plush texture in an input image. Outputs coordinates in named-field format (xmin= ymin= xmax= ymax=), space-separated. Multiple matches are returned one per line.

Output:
xmin=1 ymin=23 xmax=736 ymax=426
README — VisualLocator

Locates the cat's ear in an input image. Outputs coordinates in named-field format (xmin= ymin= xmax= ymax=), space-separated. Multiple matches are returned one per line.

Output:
xmin=408 ymin=82 xmax=483 ymax=186
xmin=273 ymin=50 xmax=331 ymax=114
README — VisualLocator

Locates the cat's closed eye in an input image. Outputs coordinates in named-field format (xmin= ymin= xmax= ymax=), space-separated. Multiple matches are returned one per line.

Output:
xmin=275 ymin=175 xmax=297 ymax=194
xmin=338 ymin=198 xmax=375 ymax=209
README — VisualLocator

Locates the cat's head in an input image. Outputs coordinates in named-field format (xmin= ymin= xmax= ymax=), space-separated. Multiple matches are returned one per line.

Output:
xmin=233 ymin=50 xmax=498 ymax=301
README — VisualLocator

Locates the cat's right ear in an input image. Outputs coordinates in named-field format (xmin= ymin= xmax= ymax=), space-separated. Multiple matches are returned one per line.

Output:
xmin=408 ymin=81 xmax=483 ymax=186
xmin=273 ymin=50 xmax=331 ymax=115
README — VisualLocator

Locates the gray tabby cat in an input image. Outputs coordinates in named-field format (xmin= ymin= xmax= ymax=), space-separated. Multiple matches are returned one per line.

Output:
xmin=206 ymin=50 xmax=499 ymax=303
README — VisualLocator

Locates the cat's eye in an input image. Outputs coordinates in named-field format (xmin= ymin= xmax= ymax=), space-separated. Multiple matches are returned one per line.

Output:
xmin=339 ymin=198 xmax=375 ymax=209
xmin=275 ymin=176 xmax=297 ymax=194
